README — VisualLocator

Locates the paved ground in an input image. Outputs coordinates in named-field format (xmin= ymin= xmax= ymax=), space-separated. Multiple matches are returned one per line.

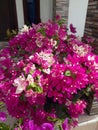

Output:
xmin=73 ymin=114 xmax=98 ymax=130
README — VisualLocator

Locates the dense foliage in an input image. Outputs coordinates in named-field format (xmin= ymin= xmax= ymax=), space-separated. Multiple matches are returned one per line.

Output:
xmin=0 ymin=16 xmax=98 ymax=130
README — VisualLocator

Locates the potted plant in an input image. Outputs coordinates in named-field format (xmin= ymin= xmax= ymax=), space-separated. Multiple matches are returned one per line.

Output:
xmin=0 ymin=16 xmax=98 ymax=130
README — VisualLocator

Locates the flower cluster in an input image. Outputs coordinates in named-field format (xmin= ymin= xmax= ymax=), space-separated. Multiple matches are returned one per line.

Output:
xmin=0 ymin=16 xmax=98 ymax=130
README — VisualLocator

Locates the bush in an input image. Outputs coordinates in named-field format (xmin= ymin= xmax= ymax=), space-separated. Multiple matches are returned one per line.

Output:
xmin=0 ymin=16 xmax=97 ymax=130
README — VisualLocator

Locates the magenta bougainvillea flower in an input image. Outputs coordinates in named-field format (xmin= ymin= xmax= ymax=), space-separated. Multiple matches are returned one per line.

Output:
xmin=0 ymin=112 xmax=7 ymax=122
xmin=70 ymin=24 xmax=76 ymax=33
xmin=0 ymin=17 xmax=97 ymax=130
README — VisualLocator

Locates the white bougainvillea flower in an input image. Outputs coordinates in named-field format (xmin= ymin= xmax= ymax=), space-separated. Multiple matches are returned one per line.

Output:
xmin=20 ymin=25 xmax=29 ymax=33
xmin=26 ymin=74 xmax=34 ymax=85
xmin=13 ymin=75 xmax=27 ymax=94
xmin=43 ymin=68 xmax=51 ymax=74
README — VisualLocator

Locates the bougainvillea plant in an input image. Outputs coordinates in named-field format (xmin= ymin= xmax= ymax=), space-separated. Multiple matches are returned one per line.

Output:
xmin=0 ymin=16 xmax=98 ymax=130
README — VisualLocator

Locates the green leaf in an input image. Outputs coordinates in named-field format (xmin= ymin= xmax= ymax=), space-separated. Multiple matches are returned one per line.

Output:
xmin=47 ymin=116 xmax=59 ymax=122
xmin=0 ymin=123 xmax=10 ymax=130
xmin=20 ymin=94 xmax=25 ymax=101
xmin=0 ymin=102 xmax=4 ymax=109
xmin=58 ymin=125 xmax=63 ymax=130
xmin=54 ymin=120 xmax=63 ymax=130
xmin=38 ymin=28 xmax=46 ymax=36
xmin=83 ymin=89 xmax=90 ymax=96
xmin=58 ymin=19 xmax=66 ymax=26
xmin=18 ymin=118 xmax=23 ymax=125
xmin=27 ymin=82 xmax=43 ymax=93
xmin=64 ymin=70 xmax=71 ymax=76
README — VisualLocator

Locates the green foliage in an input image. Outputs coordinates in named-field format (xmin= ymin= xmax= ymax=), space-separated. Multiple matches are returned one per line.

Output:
xmin=64 ymin=70 xmax=71 ymax=76
xmin=57 ymin=19 xmax=66 ymax=26
xmin=0 ymin=102 xmax=4 ymax=109
xmin=0 ymin=123 xmax=10 ymax=130
xmin=6 ymin=29 xmax=18 ymax=40
xmin=27 ymin=82 xmax=43 ymax=93
xmin=38 ymin=28 xmax=46 ymax=36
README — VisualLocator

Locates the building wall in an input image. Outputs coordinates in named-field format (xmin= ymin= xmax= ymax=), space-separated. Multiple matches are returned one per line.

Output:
xmin=68 ymin=0 xmax=89 ymax=37
xmin=54 ymin=0 xmax=88 ymax=37
xmin=15 ymin=0 xmax=24 ymax=29
xmin=84 ymin=0 xmax=98 ymax=54
xmin=15 ymin=0 xmax=53 ymax=28
xmin=40 ymin=0 xmax=53 ymax=22
xmin=54 ymin=0 xmax=69 ymax=24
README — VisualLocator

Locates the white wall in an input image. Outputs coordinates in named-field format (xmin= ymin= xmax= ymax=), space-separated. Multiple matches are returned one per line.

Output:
xmin=15 ymin=0 xmax=24 ymax=29
xmin=40 ymin=0 xmax=53 ymax=22
xmin=68 ymin=0 xmax=89 ymax=37
xmin=15 ymin=0 xmax=53 ymax=28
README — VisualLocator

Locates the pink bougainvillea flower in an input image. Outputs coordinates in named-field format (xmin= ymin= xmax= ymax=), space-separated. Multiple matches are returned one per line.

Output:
xmin=56 ymin=14 xmax=61 ymax=21
xmin=70 ymin=24 xmax=76 ymax=33
xmin=23 ymin=120 xmax=54 ymax=130
xmin=0 ymin=112 xmax=7 ymax=121
xmin=41 ymin=123 xmax=54 ymax=130
xmin=62 ymin=118 xmax=69 ymax=130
